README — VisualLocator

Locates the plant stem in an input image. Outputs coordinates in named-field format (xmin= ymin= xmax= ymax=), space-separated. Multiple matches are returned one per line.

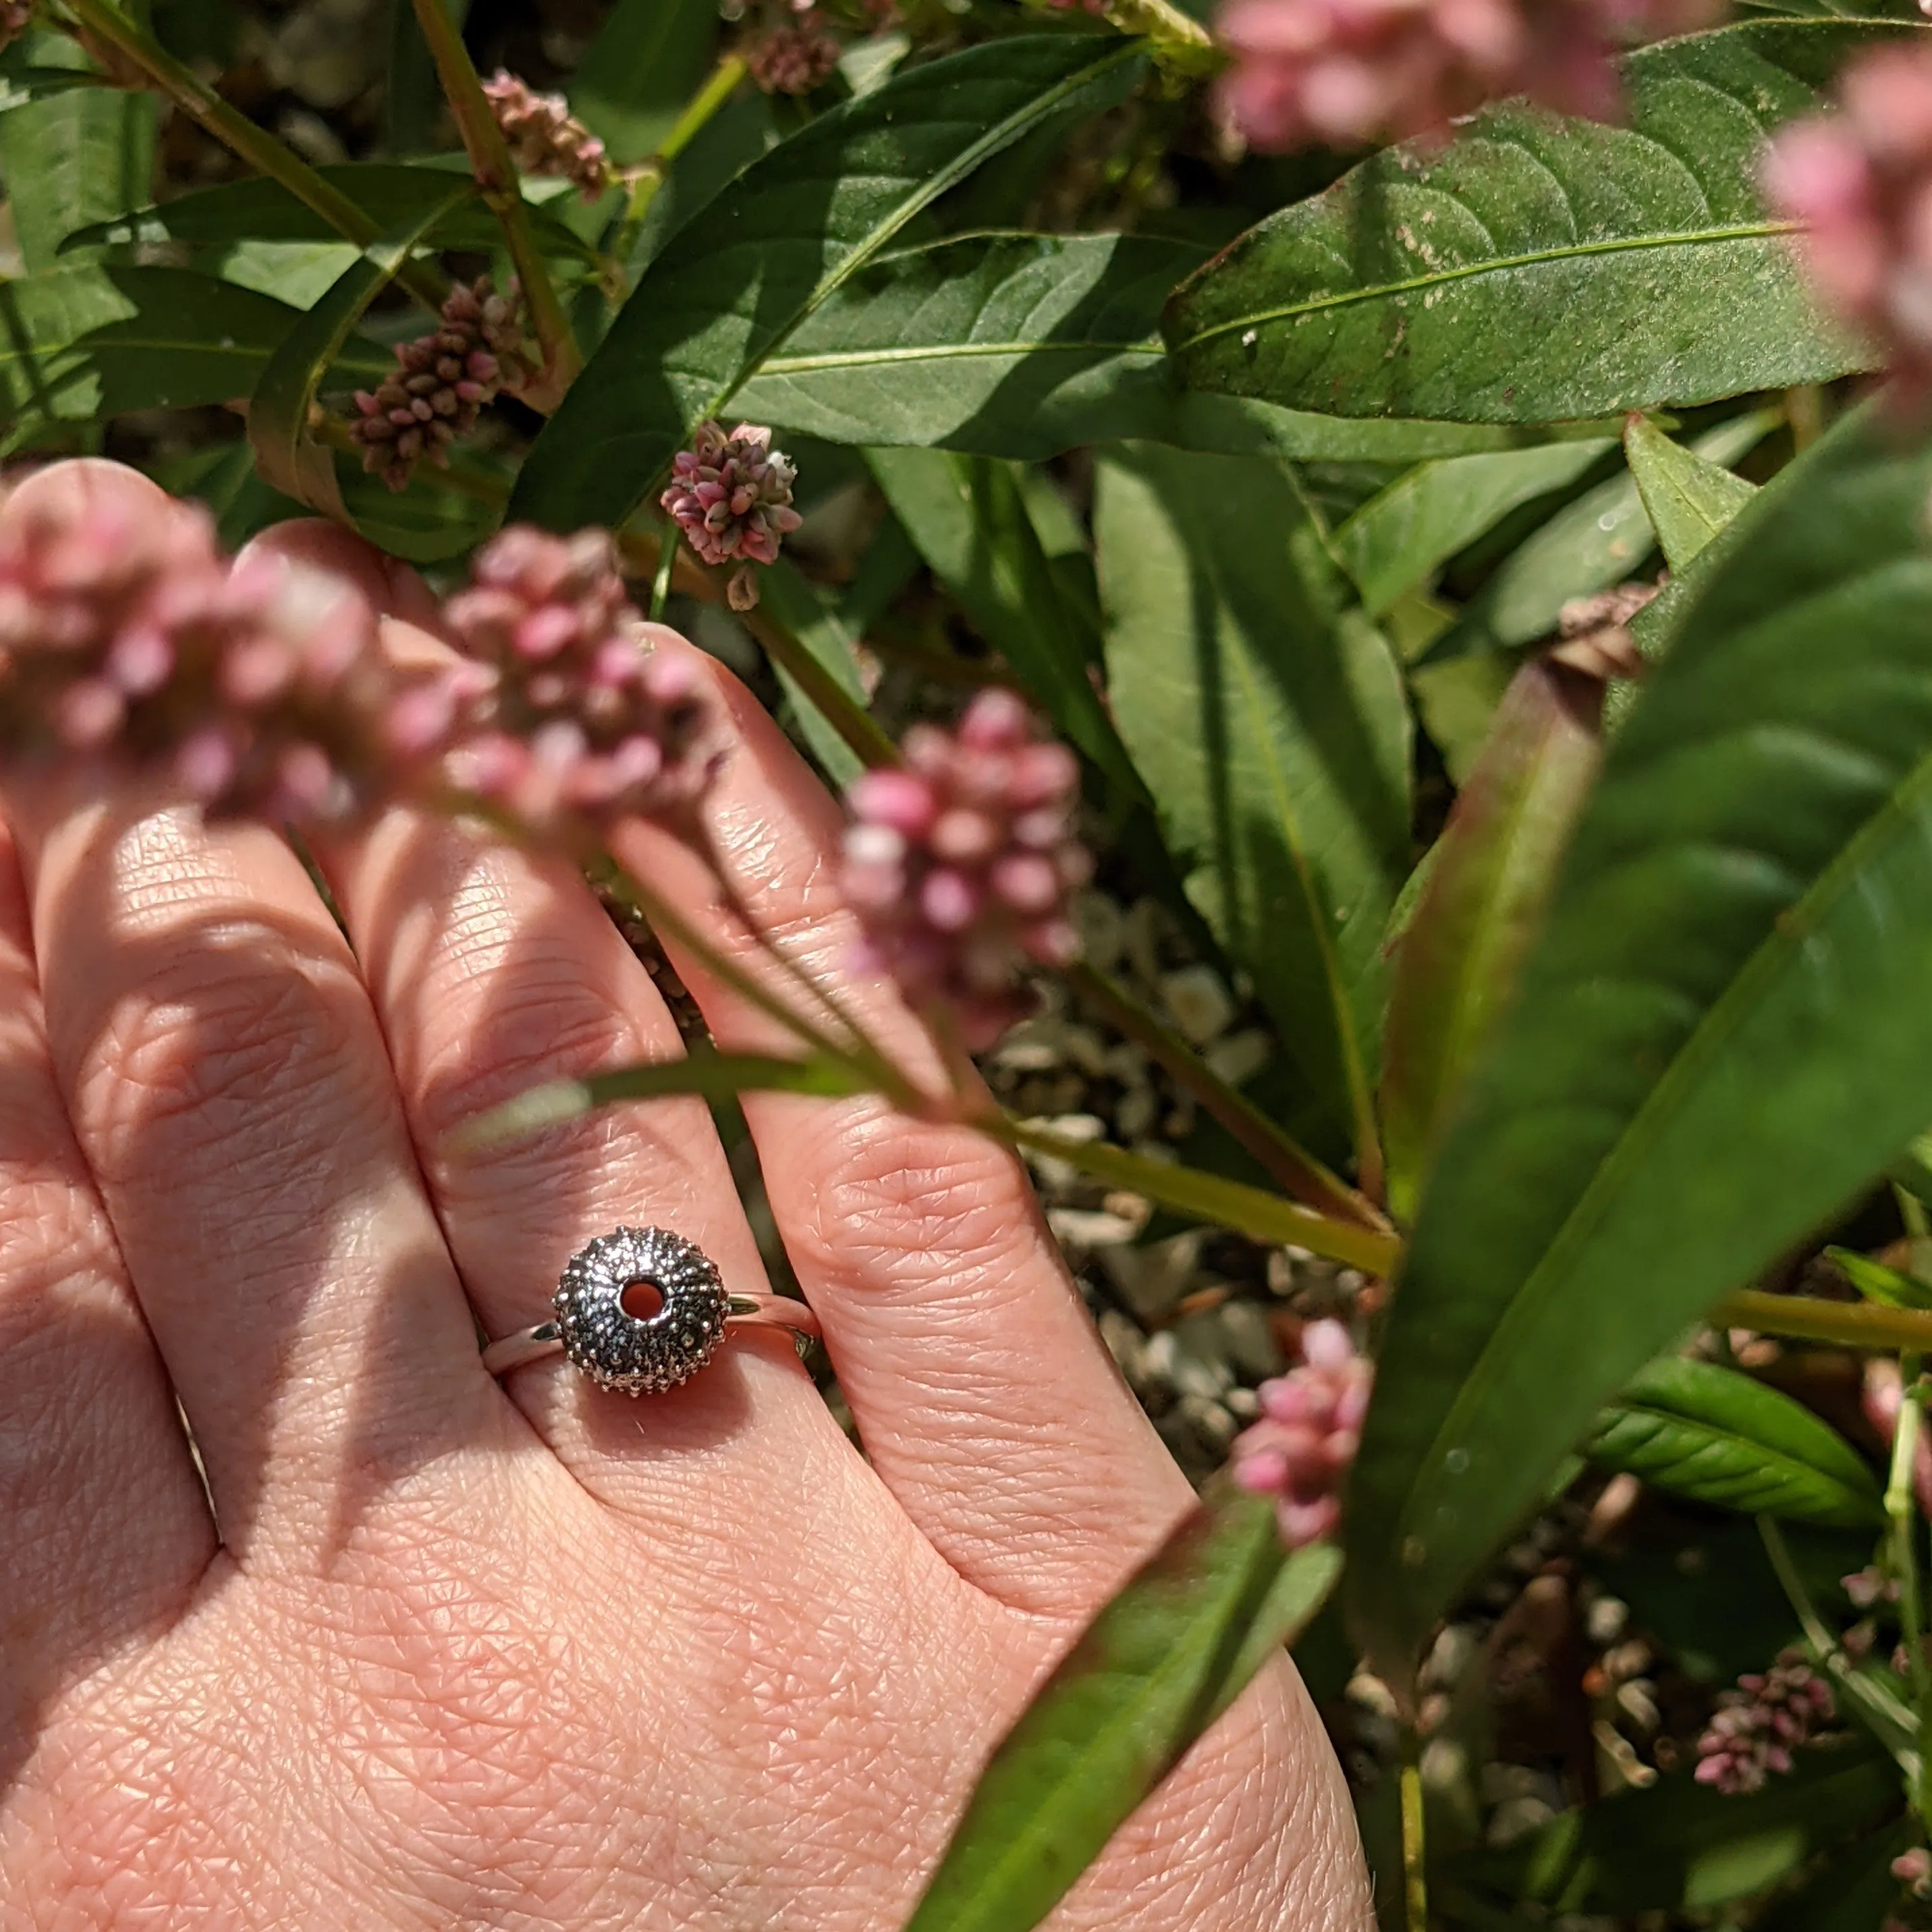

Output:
xmin=406 ymin=0 xmax=579 ymax=405
xmin=1398 ymin=1725 xmax=1428 ymax=1932
xmin=1759 ymin=1514 xmax=1923 ymax=1771
xmin=985 ymin=1116 xmax=1406 ymax=1273
xmin=1065 ymin=959 xmax=1388 ymax=1239
xmin=1715 ymin=1289 xmax=1932 ymax=1354
xmin=60 ymin=0 xmax=450 ymax=312
xmin=613 ymin=53 xmax=747 ymax=263
xmin=1893 ymin=1354 xmax=1932 ymax=1828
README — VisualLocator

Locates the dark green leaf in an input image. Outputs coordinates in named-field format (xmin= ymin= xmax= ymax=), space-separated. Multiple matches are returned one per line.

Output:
xmin=1379 ymin=657 xmax=1607 ymax=1224
xmin=1624 ymin=413 xmax=1760 ymax=573
xmin=1346 ymin=405 xmax=1932 ymax=1677
xmin=1462 ymin=1738 xmax=1897 ymax=1912
xmin=1586 ymin=1356 xmax=1884 ymax=1526
xmin=570 ymin=0 xmax=717 ymax=163
xmin=1165 ymin=21 xmax=1891 ymax=424
xmin=1096 ymin=444 xmax=1411 ymax=1167
xmin=385 ymin=0 xmax=466 ymax=155
xmin=1753 ymin=1814 xmax=1918 ymax=1932
xmin=1335 ymin=439 xmax=1615 ymax=618
xmin=0 ymin=265 xmax=388 ymax=447
xmin=61 ymin=162 xmax=594 ymax=261
xmin=248 ymin=180 xmax=476 ymax=518
xmin=750 ymin=557 xmax=875 ymax=788
xmin=509 ymin=34 xmax=1147 ymax=532
xmin=0 ymin=65 xmax=113 ymax=113
xmin=1423 ymin=413 xmax=1773 ymax=667
xmin=728 ymin=231 xmax=1200 ymax=458
xmin=0 ymin=36 xmax=155 ymax=270
xmin=905 ymin=1487 xmax=1339 ymax=1932
xmin=869 ymin=447 xmax=1141 ymax=797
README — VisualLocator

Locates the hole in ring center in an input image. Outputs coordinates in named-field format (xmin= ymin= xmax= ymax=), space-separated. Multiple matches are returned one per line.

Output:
xmin=620 ymin=1277 xmax=665 ymax=1321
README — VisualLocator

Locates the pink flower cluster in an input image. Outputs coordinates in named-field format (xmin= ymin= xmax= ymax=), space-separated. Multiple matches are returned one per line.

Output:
xmin=1896 ymin=1847 xmax=1932 ymax=1902
xmin=839 ymin=689 xmax=1089 ymax=1049
xmin=1763 ymin=43 xmax=1932 ymax=408
xmin=746 ymin=12 xmax=842 ymax=95
xmin=1692 ymin=1650 xmax=1834 ymax=1794
xmin=659 ymin=420 xmax=803 ymax=613
xmin=439 ymin=525 xmax=721 ymax=831
xmin=350 ymin=277 xmax=532 ymax=493
xmin=483 ymin=71 xmax=611 ymax=202
xmin=0 ymin=484 xmax=420 ymax=825
xmin=1230 ymin=1319 xmax=1371 ymax=1549
xmin=1 ymin=1 xmax=32 ymax=51
xmin=1214 ymin=0 xmax=1712 ymax=153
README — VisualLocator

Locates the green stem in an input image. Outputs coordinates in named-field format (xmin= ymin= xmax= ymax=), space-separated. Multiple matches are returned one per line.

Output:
xmin=1399 ymin=1726 xmax=1428 ymax=1932
xmin=406 ymin=0 xmax=579 ymax=404
xmin=985 ymin=1117 xmax=1405 ymax=1274
xmin=60 ymin=0 xmax=450 ymax=312
xmin=613 ymin=52 xmax=747 ymax=262
xmin=1065 ymin=959 xmax=1387 ymax=1239
xmin=1715 ymin=1290 xmax=1932 ymax=1355
xmin=1759 ymin=1514 xmax=1923 ymax=1771
xmin=1892 ymin=1355 xmax=1932 ymax=1828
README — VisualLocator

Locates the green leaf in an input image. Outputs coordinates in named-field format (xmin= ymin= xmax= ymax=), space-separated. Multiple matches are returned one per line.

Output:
xmin=727 ymin=230 xmax=1199 ymax=458
xmin=1345 ymin=405 xmax=1932 ymax=1678
xmin=453 ymin=1047 xmax=873 ymax=1151
xmin=0 ymin=65 xmax=113 ymax=113
xmin=1825 ymin=1245 xmax=1932 ymax=1313
xmin=569 ymin=0 xmax=717 ymax=163
xmin=61 ymin=162 xmax=594 ymax=261
xmin=0 ymin=265 xmax=389 ymax=447
xmin=905 ymin=1487 xmax=1340 ymax=1932
xmin=385 ymin=0 xmax=466 ymax=155
xmin=1165 ymin=20 xmax=1889 ymax=424
xmin=869 ymin=447 xmax=1142 ymax=798
xmin=1423 ymin=412 xmax=1774 ymax=667
xmin=1379 ymin=657 xmax=1607 ymax=1225
xmin=509 ymin=34 xmax=1147 ymax=532
xmin=1586 ymin=1356 xmax=1884 ymax=1526
xmin=248 ymin=180 xmax=476 ymax=518
xmin=750 ymin=557 xmax=875 ymax=789
xmin=1752 ymin=1815 xmax=1919 ymax=1932
xmin=1464 ymin=1738 xmax=1898 ymax=1913
xmin=1335 ymin=439 xmax=1615 ymax=618
xmin=1624 ymin=413 xmax=1761 ymax=573
xmin=1096 ymin=443 xmax=1411 ymax=1167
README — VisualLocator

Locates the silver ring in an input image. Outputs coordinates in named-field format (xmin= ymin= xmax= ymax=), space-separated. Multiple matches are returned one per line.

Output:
xmin=481 ymin=1225 xmax=819 ymax=1396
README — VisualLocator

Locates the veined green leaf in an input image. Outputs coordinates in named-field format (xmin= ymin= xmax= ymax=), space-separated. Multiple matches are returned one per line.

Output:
xmin=1586 ymin=1356 xmax=1884 ymax=1526
xmin=729 ymin=230 xmax=1199 ymax=458
xmin=869 ymin=446 xmax=1141 ymax=798
xmin=509 ymin=34 xmax=1147 ymax=532
xmin=1380 ymin=655 xmax=1607 ymax=1225
xmin=1165 ymin=21 xmax=1893 ymax=424
xmin=1335 ymin=439 xmax=1615 ymax=617
xmin=1625 ymin=414 xmax=1760 ymax=573
xmin=61 ymin=162 xmax=595 ymax=261
xmin=1346 ymin=405 xmax=1932 ymax=1676
xmin=905 ymin=1486 xmax=1339 ymax=1932
xmin=0 ymin=265 xmax=389 ymax=447
xmin=1097 ymin=444 xmax=1411 ymax=1168
xmin=569 ymin=0 xmax=717 ymax=163
xmin=1423 ymin=412 xmax=1774 ymax=667
xmin=248 ymin=179 xmax=476 ymax=518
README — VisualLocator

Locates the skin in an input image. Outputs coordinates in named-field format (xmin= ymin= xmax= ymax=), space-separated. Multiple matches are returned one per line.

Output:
xmin=0 ymin=460 xmax=1371 ymax=1931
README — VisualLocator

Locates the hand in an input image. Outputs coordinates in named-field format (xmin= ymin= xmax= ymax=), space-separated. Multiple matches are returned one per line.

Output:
xmin=0 ymin=461 xmax=1368 ymax=1929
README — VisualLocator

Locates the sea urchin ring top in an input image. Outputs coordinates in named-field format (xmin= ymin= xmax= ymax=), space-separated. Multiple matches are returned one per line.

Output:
xmin=481 ymin=1225 xmax=820 ymax=1396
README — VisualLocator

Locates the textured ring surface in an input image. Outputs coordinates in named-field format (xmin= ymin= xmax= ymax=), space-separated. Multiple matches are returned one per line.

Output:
xmin=552 ymin=1225 xmax=729 ymax=1396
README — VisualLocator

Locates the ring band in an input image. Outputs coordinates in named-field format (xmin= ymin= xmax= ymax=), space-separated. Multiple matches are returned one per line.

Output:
xmin=482 ymin=1225 xmax=819 ymax=1397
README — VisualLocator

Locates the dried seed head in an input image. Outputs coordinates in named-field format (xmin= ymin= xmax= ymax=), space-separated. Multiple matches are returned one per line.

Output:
xmin=482 ymin=71 xmax=612 ymax=202
xmin=348 ymin=277 xmax=534 ymax=493
xmin=441 ymin=523 xmax=723 ymax=831
xmin=839 ymin=689 xmax=1089 ymax=1048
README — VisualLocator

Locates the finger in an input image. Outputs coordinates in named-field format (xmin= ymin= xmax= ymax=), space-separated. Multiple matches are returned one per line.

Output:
xmin=263 ymin=533 xmax=863 ymax=1531
xmin=0 ymin=812 xmax=214 ymax=1775
xmin=611 ymin=637 xmax=1194 ymax=1615
xmin=1 ymin=464 xmax=503 ymax=1566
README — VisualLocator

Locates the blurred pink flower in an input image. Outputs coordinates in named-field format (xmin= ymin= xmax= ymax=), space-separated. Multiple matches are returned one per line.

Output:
xmin=746 ymin=13 xmax=842 ymax=94
xmin=1763 ymin=43 xmax=1932 ymax=408
xmin=441 ymin=524 xmax=722 ymax=832
xmin=839 ymin=689 xmax=1090 ymax=1049
xmin=1230 ymin=1319 xmax=1372 ymax=1549
xmin=1692 ymin=1649 xmax=1833 ymax=1794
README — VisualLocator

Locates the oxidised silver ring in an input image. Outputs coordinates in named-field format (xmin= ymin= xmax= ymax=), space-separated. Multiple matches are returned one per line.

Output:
xmin=480 ymin=1225 xmax=819 ymax=1396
